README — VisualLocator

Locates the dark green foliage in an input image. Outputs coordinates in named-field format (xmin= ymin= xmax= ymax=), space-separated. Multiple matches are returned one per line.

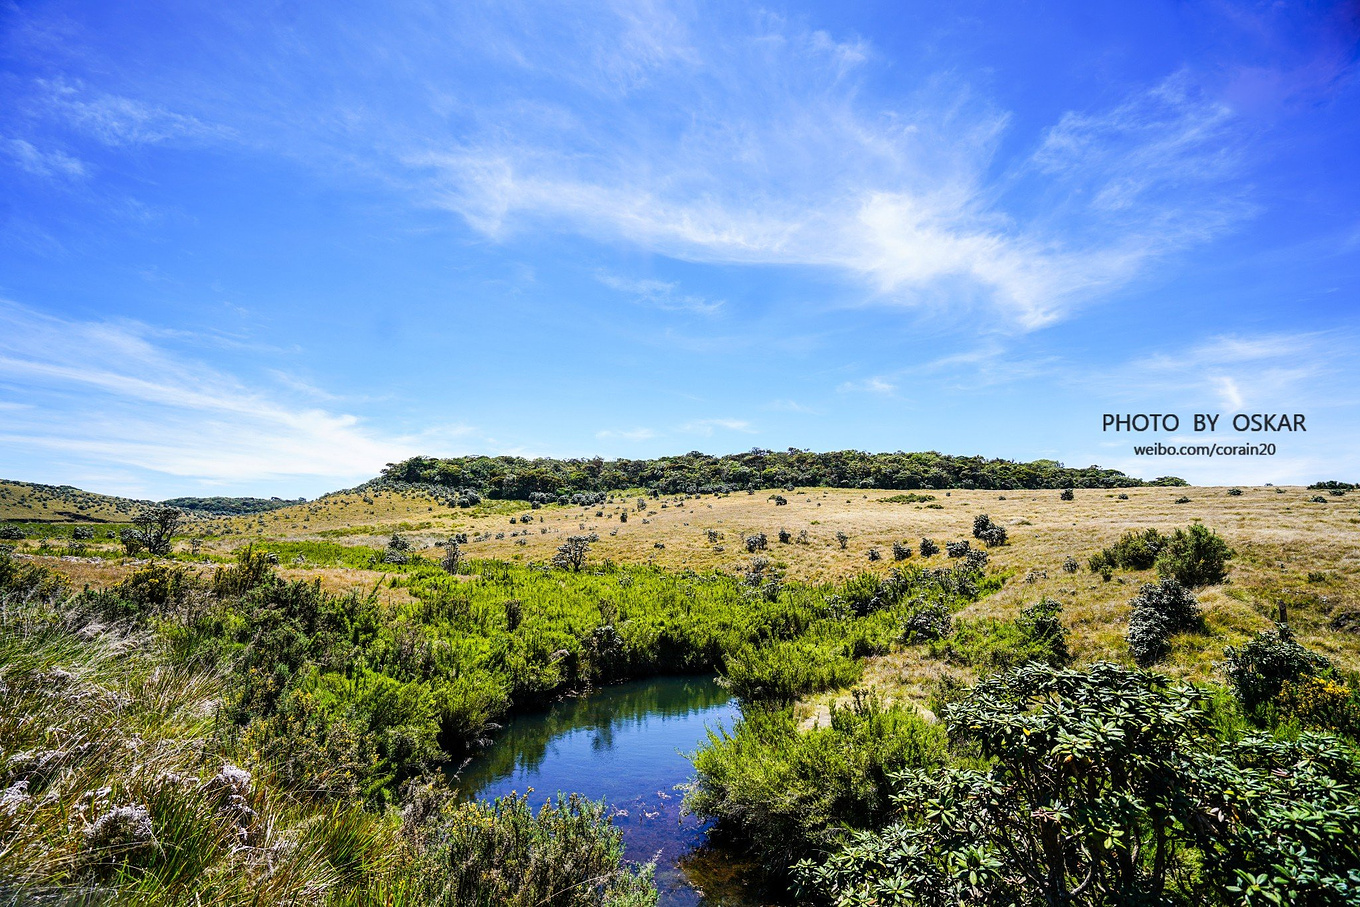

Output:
xmin=1155 ymin=523 xmax=1233 ymax=587
xmin=686 ymin=693 xmax=949 ymax=872
xmin=0 ymin=524 xmax=25 ymax=539
xmin=1126 ymin=578 xmax=1202 ymax=667
xmin=880 ymin=493 xmax=936 ymax=504
xmin=1224 ymin=624 xmax=1333 ymax=712
xmin=1087 ymin=527 xmax=1167 ymax=573
xmin=428 ymin=793 xmax=656 ymax=907
xmin=130 ymin=505 xmax=183 ymax=557
xmin=381 ymin=451 xmax=1167 ymax=500
xmin=797 ymin=662 xmax=1360 ymax=907
xmin=553 ymin=535 xmax=591 ymax=571
xmin=1062 ymin=555 xmax=1079 ymax=573
xmin=1309 ymin=480 xmax=1355 ymax=491
xmin=901 ymin=602 xmax=951 ymax=643
xmin=919 ymin=537 xmax=938 ymax=557
xmin=891 ymin=541 xmax=910 ymax=561
xmin=1227 ymin=487 xmax=1243 ymax=496
xmin=1059 ymin=487 xmax=1075 ymax=500
xmin=971 ymin=514 xmax=1007 ymax=547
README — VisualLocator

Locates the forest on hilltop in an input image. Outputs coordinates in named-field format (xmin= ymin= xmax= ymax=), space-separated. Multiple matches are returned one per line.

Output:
xmin=380 ymin=450 xmax=1185 ymax=499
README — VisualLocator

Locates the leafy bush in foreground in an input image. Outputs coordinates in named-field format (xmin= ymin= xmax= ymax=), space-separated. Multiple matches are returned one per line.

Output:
xmin=796 ymin=662 xmax=1360 ymax=907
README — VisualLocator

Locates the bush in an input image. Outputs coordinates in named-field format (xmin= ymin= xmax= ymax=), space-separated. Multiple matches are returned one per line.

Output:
xmin=891 ymin=541 xmax=910 ymax=561
xmin=919 ymin=538 xmax=938 ymax=558
xmin=1227 ymin=487 xmax=1243 ymax=496
xmin=686 ymin=694 xmax=949 ymax=873
xmin=721 ymin=639 xmax=861 ymax=706
xmin=1059 ymin=488 xmax=1074 ymax=501
xmin=796 ymin=664 xmax=1360 ymax=907
xmin=971 ymin=514 xmax=1007 ymax=547
xmin=745 ymin=533 xmax=768 ymax=553
xmin=1088 ymin=527 xmax=1167 ymax=573
xmin=1278 ymin=675 xmax=1360 ymax=737
xmin=0 ymin=524 xmax=25 ymax=540
xmin=835 ymin=531 xmax=849 ymax=550
xmin=901 ymin=602 xmax=951 ymax=643
xmin=553 ymin=535 xmax=591 ymax=571
xmin=1126 ymin=579 xmax=1201 ymax=667
xmin=1155 ymin=523 xmax=1232 ymax=587
xmin=866 ymin=548 xmax=881 ymax=562
xmin=1062 ymin=556 xmax=1079 ymax=573
xmin=433 ymin=793 xmax=656 ymax=907
xmin=944 ymin=540 xmax=970 ymax=558
xmin=931 ymin=598 xmax=1068 ymax=673
xmin=778 ymin=528 xmax=791 ymax=544
xmin=1224 ymin=624 xmax=1332 ymax=712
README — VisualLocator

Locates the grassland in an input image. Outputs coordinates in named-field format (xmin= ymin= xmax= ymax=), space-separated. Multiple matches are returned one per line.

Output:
xmin=7 ymin=481 xmax=1356 ymax=687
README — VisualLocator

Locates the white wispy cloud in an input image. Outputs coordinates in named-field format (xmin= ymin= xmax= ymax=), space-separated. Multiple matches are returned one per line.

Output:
xmin=1092 ymin=330 xmax=1348 ymax=412
xmin=40 ymin=78 xmax=232 ymax=146
xmin=595 ymin=271 xmax=723 ymax=315
xmin=0 ymin=300 xmax=430 ymax=486
xmin=404 ymin=16 xmax=1249 ymax=329
xmin=4 ymin=138 xmax=87 ymax=179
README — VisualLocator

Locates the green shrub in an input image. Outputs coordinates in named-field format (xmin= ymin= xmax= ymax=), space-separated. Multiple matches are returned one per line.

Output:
xmin=796 ymin=663 xmax=1360 ymax=907
xmin=1126 ymin=578 xmax=1202 ymax=667
xmin=1224 ymin=624 xmax=1332 ymax=713
xmin=971 ymin=514 xmax=1007 ymax=547
xmin=686 ymin=694 xmax=948 ymax=872
xmin=1155 ymin=523 xmax=1232 ymax=587
xmin=1088 ymin=527 xmax=1167 ymax=573
xmin=427 ymin=793 xmax=656 ymax=907
xmin=930 ymin=597 xmax=1069 ymax=673
xmin=721 ymin=639 xmax=861 ymax=705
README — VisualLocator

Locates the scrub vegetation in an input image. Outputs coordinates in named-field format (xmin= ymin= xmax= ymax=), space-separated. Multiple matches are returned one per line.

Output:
xmin=3 ymin=460 xmax=1360 ymax=905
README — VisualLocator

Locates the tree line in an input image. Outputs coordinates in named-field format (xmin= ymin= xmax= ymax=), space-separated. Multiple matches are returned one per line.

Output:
xmin=380 ymin=450 xmax=1186 ymax=499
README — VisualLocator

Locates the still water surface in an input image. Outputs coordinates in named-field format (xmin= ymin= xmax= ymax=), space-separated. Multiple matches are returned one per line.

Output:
xmin=454 ymin=675 xmax=773 ymax=905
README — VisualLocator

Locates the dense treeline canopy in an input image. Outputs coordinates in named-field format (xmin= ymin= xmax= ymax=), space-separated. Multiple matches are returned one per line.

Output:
xmin=380 ymin=450 xmax=1184 ymax=499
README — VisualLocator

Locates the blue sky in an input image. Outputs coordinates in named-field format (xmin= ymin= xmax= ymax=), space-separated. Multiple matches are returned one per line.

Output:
xmin=1 ymin=0 xmax=1358 ymax=498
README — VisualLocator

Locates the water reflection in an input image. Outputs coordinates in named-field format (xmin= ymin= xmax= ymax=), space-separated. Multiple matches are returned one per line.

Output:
xmin=451 ymin=676 xmax=779 ymax=906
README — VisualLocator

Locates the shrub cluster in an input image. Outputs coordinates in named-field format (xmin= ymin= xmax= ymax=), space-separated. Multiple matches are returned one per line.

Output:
xmin=1126 ymin=578 xmax=1202 ymax=666
xmin=971 ymin=514 xmax=1007 ymax=547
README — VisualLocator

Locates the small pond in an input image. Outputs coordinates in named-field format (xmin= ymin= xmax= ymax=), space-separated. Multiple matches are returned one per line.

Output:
xmin=453 ymin=675 xmax=776 ymax=906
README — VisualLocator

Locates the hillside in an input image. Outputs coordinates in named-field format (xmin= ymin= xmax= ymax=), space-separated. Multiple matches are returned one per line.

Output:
xmin=0 ymin=479 xmax=155 ymax=523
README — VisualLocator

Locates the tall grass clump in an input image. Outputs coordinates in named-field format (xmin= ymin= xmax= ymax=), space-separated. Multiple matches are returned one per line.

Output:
xmin=424 ymin=793 xmax=656 ymax=907
xmin=685 ymin=693 xmax=948 ymax=874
